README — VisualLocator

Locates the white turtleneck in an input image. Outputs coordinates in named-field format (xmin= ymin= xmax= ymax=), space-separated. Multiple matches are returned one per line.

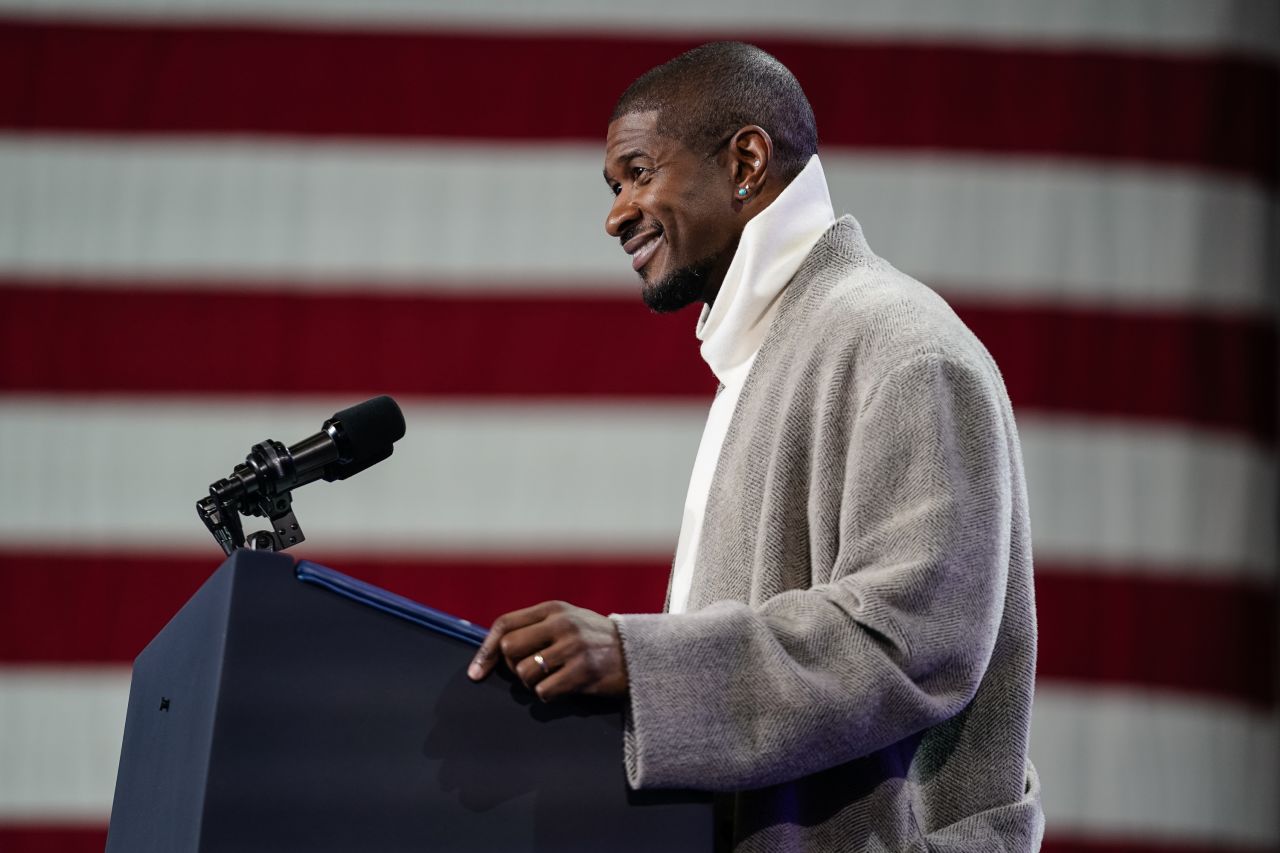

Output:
xmin=668 ymin=155 xmax=836 ymax=614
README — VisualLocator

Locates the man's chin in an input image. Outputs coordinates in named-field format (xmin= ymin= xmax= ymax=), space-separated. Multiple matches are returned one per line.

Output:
xmin=639 ymin=261 xmax=712 ymax=314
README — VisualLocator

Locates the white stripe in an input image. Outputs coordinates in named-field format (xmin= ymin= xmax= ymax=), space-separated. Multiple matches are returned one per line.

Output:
xmin=1020 ymin=414 xmax=1277 ymax=580
xmin=4 ymin=667 xmax=1275 ymax=843
xmin=1031 ymin=684 xmax=1280 ymax=846
xmin=0 ymin=0 xmax=1274 ymax=58
xmin=0 ymin=399 xmax=1272 ymax=578
xmin=0 ymin=138 xmax=1270 ymax=312
xmin=0 ymin=396 xmax=702 ymax=556
xmin=0 ymin=667 xmax=127 ymax=821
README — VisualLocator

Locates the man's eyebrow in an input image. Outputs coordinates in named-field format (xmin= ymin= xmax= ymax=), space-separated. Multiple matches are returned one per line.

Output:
xmin=602 ymin=148 xmax=650 ymax=184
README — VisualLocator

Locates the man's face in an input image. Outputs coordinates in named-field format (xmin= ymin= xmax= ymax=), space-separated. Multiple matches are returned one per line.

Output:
xmin=603 ymin=110 xmax=739 ymax=312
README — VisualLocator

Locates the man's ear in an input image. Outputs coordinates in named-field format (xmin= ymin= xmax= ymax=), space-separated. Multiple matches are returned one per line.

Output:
xmin=727 ymin=125 xmax=773 ymax=201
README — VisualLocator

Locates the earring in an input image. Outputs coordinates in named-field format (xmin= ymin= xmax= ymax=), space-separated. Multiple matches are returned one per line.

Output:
xmin=754 ymin=160 xmax=760 ymax=168
xmin=737 ymin=186 xmax=749 ymax=198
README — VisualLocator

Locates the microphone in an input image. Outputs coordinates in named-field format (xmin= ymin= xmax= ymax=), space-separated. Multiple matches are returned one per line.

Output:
xmin=197 ymin=396 xmax=406 ymax=554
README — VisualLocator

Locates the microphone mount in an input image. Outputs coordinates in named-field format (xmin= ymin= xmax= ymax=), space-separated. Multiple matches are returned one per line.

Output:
xmin=198 ymin=439 xmax=310 ymax=555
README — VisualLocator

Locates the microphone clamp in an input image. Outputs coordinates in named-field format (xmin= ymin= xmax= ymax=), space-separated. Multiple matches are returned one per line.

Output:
xmin=198 ymin=439 xmax=309 ymax=555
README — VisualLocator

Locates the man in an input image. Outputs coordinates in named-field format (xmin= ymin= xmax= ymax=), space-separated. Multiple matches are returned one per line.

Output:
xmin=468 ymin=42 xmax=1043 ymax=851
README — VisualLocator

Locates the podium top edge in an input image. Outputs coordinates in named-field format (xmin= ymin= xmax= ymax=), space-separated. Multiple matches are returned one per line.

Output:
xmin=295 ymin=560 xmax=488 ymax=647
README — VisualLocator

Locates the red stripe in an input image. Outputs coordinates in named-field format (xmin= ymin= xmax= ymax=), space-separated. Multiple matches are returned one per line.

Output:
xmin=0 ymin=281 xmax=718 ymax=397
xmin=1036 ymin=568 xmax=1277 ymax=708
xmin=958 ymin=299 xmax=1277 ymax=443
xmin=0 ymin=830 xmax=1271 ymax=853
xmin=0 ymin=20 xmax=1274 ymax=184
xmin=1 ymin=549 xmax=1272 ymax=707
xmin=0 ymin=828 xmax=107 ymax=853
xmin=1 ymin=282 xmax=1274 ymax=441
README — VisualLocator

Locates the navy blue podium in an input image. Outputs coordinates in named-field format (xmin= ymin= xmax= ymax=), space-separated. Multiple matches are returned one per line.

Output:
xmin=106 ymin=550 xmax=711 ymax=852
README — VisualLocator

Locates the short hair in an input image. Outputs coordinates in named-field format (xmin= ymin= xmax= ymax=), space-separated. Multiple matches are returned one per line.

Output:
xmin=611 ymin=42 xmax=818 ymax=182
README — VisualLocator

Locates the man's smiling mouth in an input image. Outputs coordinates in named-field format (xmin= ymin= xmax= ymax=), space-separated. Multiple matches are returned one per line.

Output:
xmin=624 ymin=230 xmax=664 ymax=272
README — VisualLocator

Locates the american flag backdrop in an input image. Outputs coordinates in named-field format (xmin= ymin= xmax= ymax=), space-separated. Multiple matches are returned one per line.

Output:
xmin=0 ymin=1 xmax=1277 ymax=851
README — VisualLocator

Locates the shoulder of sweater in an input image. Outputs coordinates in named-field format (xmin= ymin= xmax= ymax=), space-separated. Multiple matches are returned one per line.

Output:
xmin=794 ymin=220 xmax=1001 ymax=385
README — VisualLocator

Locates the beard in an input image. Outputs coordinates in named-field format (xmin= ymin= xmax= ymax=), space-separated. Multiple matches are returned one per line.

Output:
xmin=639 ymin=255 xmax=717 ymax=314
xmin=640 ymin=264 xmax=709 ymax=314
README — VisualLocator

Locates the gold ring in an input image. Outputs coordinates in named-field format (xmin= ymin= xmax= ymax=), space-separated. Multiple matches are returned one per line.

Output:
xmin=533 ymin=652 xmax=549 ymax=675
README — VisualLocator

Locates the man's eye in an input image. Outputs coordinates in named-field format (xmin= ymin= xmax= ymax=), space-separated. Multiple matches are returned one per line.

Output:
xmin=610 ymin=183 xmax=622 ymax=197
xmin=631 ymin=167 xmax=651 ymax=181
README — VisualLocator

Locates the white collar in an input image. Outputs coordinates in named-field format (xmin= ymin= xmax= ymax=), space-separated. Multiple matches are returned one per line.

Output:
xmin=696 ymin=154 xmax=836 ymax=386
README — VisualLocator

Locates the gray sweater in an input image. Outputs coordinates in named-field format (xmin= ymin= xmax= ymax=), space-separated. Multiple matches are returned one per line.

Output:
xmin=613 ymin=217 xmax=1044 ymax=852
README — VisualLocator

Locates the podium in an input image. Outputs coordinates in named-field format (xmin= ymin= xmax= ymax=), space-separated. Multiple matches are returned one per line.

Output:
xmin=106 ymin=550 xmax=711 ymax=852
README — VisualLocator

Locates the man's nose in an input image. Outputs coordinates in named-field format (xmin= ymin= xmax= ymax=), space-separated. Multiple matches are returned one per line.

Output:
xmin=605 ymin=193 xmax=640 ymax=238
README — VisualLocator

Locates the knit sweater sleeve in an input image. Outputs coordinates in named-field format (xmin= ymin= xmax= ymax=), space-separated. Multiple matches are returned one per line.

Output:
xmin=611 ymin=353 xmax=1014 ymax=791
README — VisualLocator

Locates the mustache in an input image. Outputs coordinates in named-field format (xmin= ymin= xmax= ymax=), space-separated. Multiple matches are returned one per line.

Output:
xmin=619 ymin=220 xmax=663 ymax=248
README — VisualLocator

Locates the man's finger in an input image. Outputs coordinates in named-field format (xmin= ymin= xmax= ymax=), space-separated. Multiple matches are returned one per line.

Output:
xmin=498 ymin=621 xmax=560 ymax=675
xmin=533 ymin=657 xmax=587 ymax=703
xmin=513 ymin=647 xmax=553 ymax=689
xmin=466 ymin=601 xmax=558 ymax=681
xmin=467 ymin=635 xmax=502 ymax=681
xmin=511 ymin=633 xmax=575 ymax=688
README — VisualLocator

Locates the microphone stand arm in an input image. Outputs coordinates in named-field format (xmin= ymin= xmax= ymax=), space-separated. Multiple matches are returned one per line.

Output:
xmin=197 ymin=494 xmax=245 ymax=556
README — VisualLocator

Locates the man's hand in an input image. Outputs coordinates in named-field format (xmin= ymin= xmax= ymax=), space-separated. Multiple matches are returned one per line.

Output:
xmin=466 ymin=601 xmax=629 ymax=701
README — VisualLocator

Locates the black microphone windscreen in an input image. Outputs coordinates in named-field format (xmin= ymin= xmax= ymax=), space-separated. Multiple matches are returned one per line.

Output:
xmin=323 ymin=396 xmax=406 ymax=480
